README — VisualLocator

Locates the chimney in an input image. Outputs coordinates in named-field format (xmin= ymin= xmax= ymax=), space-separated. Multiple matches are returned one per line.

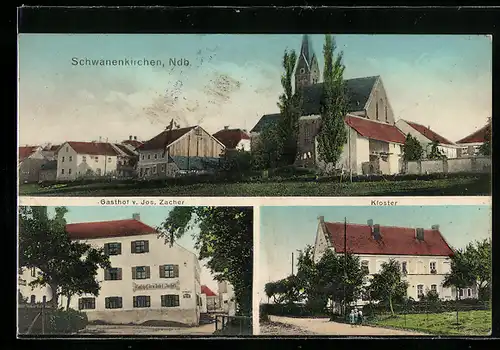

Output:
xmin=318 ymin=216 xmax=324 ymax=223
xmin=224 ymin=125 xmax=229 ymax=130
xmin=132 ymin=213 xmax=140 ymax=221
xmin=415 ymin=228 xmax=424 ymax=241
xmin=134 ymin=136 xmax=137 ymax=140
xmin=431 ymin=224 xmax=440 ymax=230
xmin=367 ymin=219 xmax=374 ymax=227
xmin=373 ymin=224 xmax=381 ymax=240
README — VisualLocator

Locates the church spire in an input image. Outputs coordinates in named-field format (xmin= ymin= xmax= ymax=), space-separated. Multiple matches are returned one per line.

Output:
xmin=295 ymin=35 xmax=320 ymax=90
xmin=300 ymin=34 xmax=314 ymax=66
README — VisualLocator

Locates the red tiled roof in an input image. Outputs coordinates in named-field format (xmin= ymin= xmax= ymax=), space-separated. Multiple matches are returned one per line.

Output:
xmin=405 ymin=121 xmax=454 ymax=145
xmin=138 ymin=126 xmax=196 ymax=151
xmin=345 ymin=116 xmax=406 ymax=144
xmin=18 ymin=146 xmax=38 ymax=162
xmin=456 ymin=123 xmax=491 ymax=144
xmin=213 ymin=128 xmax=250 ymax=149
xmin=324 ymin=221 xmax=454 ymax=256
xmin=122 ymin=140 xmax=144 ymax=149
xmin=201 ymin=285 xmax=217 ymax=297
xmin=65 ymin=142 xmax=120 ymax=156
xmin=66 ymin=219 xmax=156 ymax=240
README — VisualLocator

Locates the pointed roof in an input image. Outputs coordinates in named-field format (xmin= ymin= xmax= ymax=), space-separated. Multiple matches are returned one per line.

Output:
xmin=64 ymin=142 xmax=120 ymax=156
xmin=300 ymin=34 xmax=315 ymax=67
xmin=324 ymin=221 xmax=454 ymax=257
xmin=213 ymin=128 xmax=250 ymax=149
xmin=138 ymin=126 xmax=197 ymax=151
xmin=201 ymin=285 xmax=217 ymax=297
xmin=404 ymin=120 xmax=455 ymax=145
xmin=18 ymin=146 xmax=40 ymax=162
xmin=346 ymin=115 xmax=406 ymax=144
xmin=66 ymin=219 xmax=156 ymax=240
xmin=456 ymin=123 xmax=491 ymax=144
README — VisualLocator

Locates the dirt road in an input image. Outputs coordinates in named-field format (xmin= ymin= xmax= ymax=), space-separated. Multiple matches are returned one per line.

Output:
xmin=268 ymin=316 xmax=428 ymax=336
xmin=79 ymin=323 xmax=216 ymax=335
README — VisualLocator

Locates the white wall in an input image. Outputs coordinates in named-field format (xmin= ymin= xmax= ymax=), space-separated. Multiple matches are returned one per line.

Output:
xmin=18 ymin=268 xmax=53 ymax=303
xmin=388 ymin=143 xmax=402 ymax=174
xmin=355 ymin=135 xmax=370 ymax=174
xmin=236 ymin=139 xmax=251 ymax=152
xmin=200 ymin=294 xmax=208 ymax=313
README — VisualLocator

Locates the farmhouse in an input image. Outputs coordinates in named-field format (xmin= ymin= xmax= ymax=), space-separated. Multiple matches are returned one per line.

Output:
xmin=200 ymin=285 xmax=218 ymax=312
xmin=312 ymin=216 xmax=478 ymax=305
xmin=19 ymin=213 xmax=203 ymax=326
xmin=56 ymin=141 xmax=120 ymax=181
xmin=111 ymin=142 xmax=139 ymax=178
xmin=456 ymin=122 xmax=491 ymax=157
xmin=396 ymin=119 xmax=458 ymax=159
xmin=18 ymin=146 xmax=49 ymax=184
xmin=213 ymin=126 xmax=251 ymax=152
xmin=136 ymin=125 xmax=225 ymax=178
xmin=251 ymin=35 xmax=405 ymax=175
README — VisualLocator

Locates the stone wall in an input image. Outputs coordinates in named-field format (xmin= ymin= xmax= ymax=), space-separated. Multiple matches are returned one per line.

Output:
xmin=86 ymin=308 xmax=199 ymax=326
xmin=403 ymin=157 xmax=491 ymax=175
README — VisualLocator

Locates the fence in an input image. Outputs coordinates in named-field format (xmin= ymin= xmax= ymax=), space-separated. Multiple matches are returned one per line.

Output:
xmin=18 ymin=301 xmax=54 ymax=335
xmin=402 ymin=157 xmax=491 ymax=175
xmin=213 ymin=314 xmax=252 ymax=335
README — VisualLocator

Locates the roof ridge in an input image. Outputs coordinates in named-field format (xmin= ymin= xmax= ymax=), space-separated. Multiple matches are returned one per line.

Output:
xmin=325 ymin=221 xmax=438 ymax=231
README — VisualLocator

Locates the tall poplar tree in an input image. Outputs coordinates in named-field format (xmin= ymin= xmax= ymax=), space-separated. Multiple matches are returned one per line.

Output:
xmin=317 ymin=35 xmax=348 ymax=167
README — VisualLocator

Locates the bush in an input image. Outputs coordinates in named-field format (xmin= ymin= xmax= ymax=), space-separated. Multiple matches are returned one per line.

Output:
xmin=269 ymin=165 xmax=317 ymax=178
xmin=261 ymin=303 xmax=329 ymax=317
xmin=47 ymin=308 xmax=88 ymax=334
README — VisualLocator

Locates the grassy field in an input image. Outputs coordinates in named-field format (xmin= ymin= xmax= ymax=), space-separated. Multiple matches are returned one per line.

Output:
xmin=370 ymin=310 xmax=492 ymax=336
xmin=19 ymin=176 xmax=490 ymax=196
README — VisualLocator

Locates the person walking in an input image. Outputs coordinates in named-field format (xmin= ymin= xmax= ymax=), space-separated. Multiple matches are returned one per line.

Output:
xmin=349 ymin=309 xmax=355 ymax=327
xmin=357 ymin=309 xmax=363 ymax=326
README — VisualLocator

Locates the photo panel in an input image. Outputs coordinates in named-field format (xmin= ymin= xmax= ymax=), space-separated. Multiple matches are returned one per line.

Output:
xmin=17 ymin=34 xmax=491 ymax=197
xmin=258 ymin=205 xmax=492 ymax=336
xmin=17 ymin=205 xmax=253 ymax=336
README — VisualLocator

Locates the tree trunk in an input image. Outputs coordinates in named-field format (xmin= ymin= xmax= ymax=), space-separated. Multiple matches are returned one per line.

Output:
xmin=48 ymin=283 xmax=59 ymax=308
xmin=389 ymin=295 xmax=394 ymax=316
xmin=66 ymin=294 xmax=72 ymax=310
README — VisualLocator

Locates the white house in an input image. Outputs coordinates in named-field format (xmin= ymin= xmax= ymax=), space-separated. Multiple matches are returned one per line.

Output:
xmin=56 ymin=141 xmax=120 ymax=181
xmin=456 ymin=123 xmax=491 ymax=157
xmin=213 ymin=127 xmax=251 ymax=152
xmin=396 ymin=119 xmax=458 ymax=159
xmin=136 ymin=125 xmax=225 ymax=179
xmin=312 ymin=216 xmax=477 ymax=305
xmin=18 ymin=145 xmax=49 ymax=184
xmin=19 ymin=214 xmax=203 ymax=326
xmin=218 ymin=281 xmax=236 ymax=316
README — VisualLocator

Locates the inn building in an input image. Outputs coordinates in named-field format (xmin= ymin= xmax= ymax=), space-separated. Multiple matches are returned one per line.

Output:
xmin=19 ymin=214 xmax=203 ymax=326
xmin=312 ymin=216 xmax=478 ymax=306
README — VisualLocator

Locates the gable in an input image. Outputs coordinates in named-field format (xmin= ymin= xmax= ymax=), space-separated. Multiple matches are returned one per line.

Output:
xmin=456 ymin=123 xmax=491 ymax=144
xmin=138 ymin=126 xmax=196 ymax=152
xmin=405 ymin=121 xmax=455 ymax=145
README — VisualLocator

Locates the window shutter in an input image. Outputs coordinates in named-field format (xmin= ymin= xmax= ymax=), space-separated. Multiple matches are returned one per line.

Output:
xmin=119 ymin=298 xmax=123 ymax=308
xmin=146 ymin=266 xmax=151 ymax=279
xmin=133 ymin=296 xmax=137 ymax=307
xmin=173 ymin=265 xmax=179 ymax=278
xmin=117 ymin=268 xmax=122 ymax=280
xmin=132 ymin=267 xmax=137 ymax=280
xmin=144 ymin=240 xmax=149 ymax=253
xmin=117 ymin=243 xmax=122 ymax=255
xmin=104 ymin=269 xmax=110 ymax=280
xmin=131 ymin=241 xmax=136 ymax=253
xmin=78 ymin=299 xmax=83 ymax=310
xmin=159 ymin=265 xmax=165 ymax=278
xmin=104 ymin=244 xmax=109 ymax=255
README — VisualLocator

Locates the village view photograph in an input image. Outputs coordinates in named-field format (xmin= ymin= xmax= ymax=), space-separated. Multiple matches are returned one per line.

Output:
xmin=17 ymin=205 xmax=253 ymax=336
xmin=18 ymin=34 xmax=491 ymax=197
xmin=258 ymin=205 xmax=492 ymax=336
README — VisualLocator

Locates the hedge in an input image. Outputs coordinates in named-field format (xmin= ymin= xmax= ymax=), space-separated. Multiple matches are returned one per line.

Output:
xmin=261 ymin=303 xmax=329 ymax=317
xmin=18 ymin=306 xmax=88 ymax=335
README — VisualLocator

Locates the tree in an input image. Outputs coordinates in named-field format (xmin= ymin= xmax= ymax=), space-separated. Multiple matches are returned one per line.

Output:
xmin=264 ymin=275 xmax=302 ymax=305
xmin=296 ymin=245 xmax=324 ymax=311
xmin=402 ymin=134 xmax=424 ymax=162
xmin=18 ymin=206 xmax=110 ymax=308
xmin=368 ymin=259 xmax=409 ymax=316
xmin=478 ymin=118 xmax=492 ymax=156
xmin=316 ymin=35 xmax=348 ymax=167
xmin=457 ymin=239 xmax=491 ymax=301
xmin=251 ymin=122 xmax=284 ymax=170
xmin=277 ymin=49 xmax=303 ymax=165
xmin=158 ymin=207 xmax=253 ymax=316
xmin=428 ymin=139 xmax=446 ymax=160
xmin=219 ymin=149 xmax=252 ymax=178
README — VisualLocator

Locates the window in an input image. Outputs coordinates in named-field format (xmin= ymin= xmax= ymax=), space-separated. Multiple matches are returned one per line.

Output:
xmin=161 ymin=164 xmax=165 ymax=172
xmin=105 ymin=297 xmax=123 ymax=309
xmin=361 ymin=260 xmax=369 ymax=274
xmin=467 ymin=289 xmax=472 ymax=297
xmin=147 ymin=154 xmax=151 ymax=160
xmin=300 ymin=68 xmax=305 ymax=74
xmin=195 ymin=128 xmax=202 ymax=136
xmin=417 ymin=284 xmax=424 ymax=298
xmin=79 ymin=297 xmax=96 ymax=310
xmin=60 ymin=169 xmax=64 ymax=174
xmin=132 ymin=266 xmax=150 ymax=280
xmin=95 ymin=156 xmax=99 ymax=162
xmin=31 ymin=268 xmax=36 ymax=277
xmin=104 ymin=242 xmax=122 ymax=255
xmin=153 ymin=165 xmax=157 ymax=174
xmin=159 ymin=264 xmax=179 ymax=278
xmin=108 ymin=157 xmax=112 ymax=163
xmin=401 ymin=261 xmax=408 ymax=274
xmin=104 ymin=268 xmax=122 ymax=281
xmin=69 ymin=169 xmax=72 ymax=175
xmin=459 ymin=289 xmax=464 ymax=297
xmin=68 ymin=156 xmax=72 ymax=161
xmin=431 ymin=284 xmax=437 ymax=293
xmin=154 ymin=154 xmax=158 ymax=159
xmin=66 ymin=147 xmax=69 ymax=152
xmin=142 ymin=155 xmax=145 ymax=160
xmin=133 ymin=296 xmax=151 ymax=308
xmin=376 ymin=100 xmax=379 ymax=120
xmin=161 ymin=294 xmax=180 ymax=307
xmin=30 ymin=295 xmax=36 ymax=304
xmin=62 ymin=156 xmax=65 ymax=162
xmin=131 ymin=240 xmax=149 ymax=254
xmin=385 ymin=104 xmax=388 ymax=122
xmin=82 ymin=156 xmax=87 ymax=162
xmin=430 ymin=262 xmax=437 ymax=274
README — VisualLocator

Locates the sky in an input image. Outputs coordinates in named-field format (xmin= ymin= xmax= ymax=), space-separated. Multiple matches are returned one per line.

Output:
xmin=46 ymin=206 xmax=219 ymax=293
xmin=18 ymin=34 xmax=491 ymax=146
xmin=258 ymin=205 xmax=491 ymax=302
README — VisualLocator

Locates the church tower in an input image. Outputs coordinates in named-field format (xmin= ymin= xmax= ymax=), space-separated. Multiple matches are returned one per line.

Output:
xmin=295 ymin=34 xmax=320 ymax=90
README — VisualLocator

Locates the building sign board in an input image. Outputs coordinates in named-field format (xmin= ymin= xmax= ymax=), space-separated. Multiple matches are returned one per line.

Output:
xmin=132 ymin=281 xmax=180 ymax=292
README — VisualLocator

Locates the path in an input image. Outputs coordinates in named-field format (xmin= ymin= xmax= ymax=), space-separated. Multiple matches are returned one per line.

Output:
xmin=268 ymin=316 xmax=428 ymax=336
xmin=79 ymin=323 xmax=216 ymax=335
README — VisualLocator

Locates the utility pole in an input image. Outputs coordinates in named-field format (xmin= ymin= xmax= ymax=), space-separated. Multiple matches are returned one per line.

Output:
xmin=343 ymin=217 xmax=347 ymax=317
xmin=291 ymin=252 xmax=294 ymax=276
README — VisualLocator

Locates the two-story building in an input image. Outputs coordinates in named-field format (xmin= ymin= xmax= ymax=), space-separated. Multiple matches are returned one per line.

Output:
xmin=395 ymin=119 xmax=458 ymax=159
xmin=312 ymin=216 xmax=476 ymax=305
xmin=456 ymin=122 xmax=491 ymax=157
xmin=18 ymin=146 xmax=49 ymax=184
xmin=19 ymin=214 xmax=202 ymax=326
xmin=213 ymin=127 xmax=251 ymax=152
xmin=56 ymin=142 xmax=120 ymax=181
xmin=136 ymin=125 xmax=225 ymax=179
xmin=218 ymin=281 xmax=236 ymax=316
